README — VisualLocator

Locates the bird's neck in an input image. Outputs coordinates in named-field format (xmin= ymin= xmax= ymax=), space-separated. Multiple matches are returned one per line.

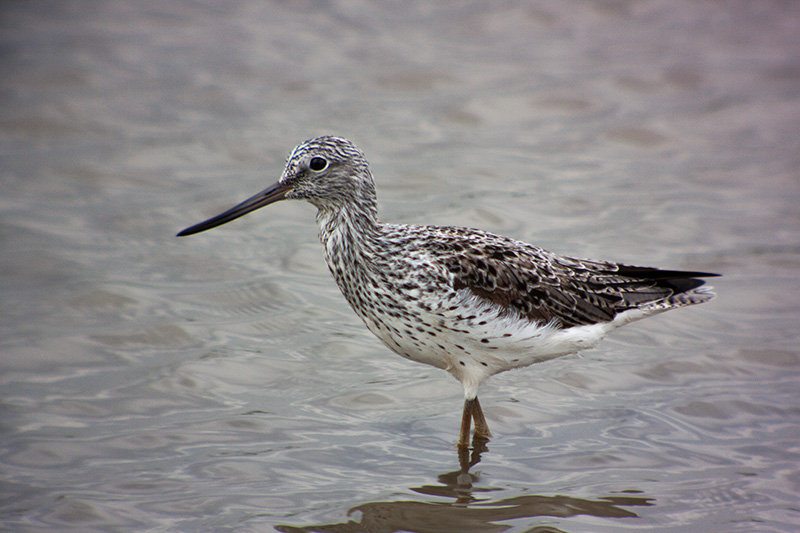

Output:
xmin=316 ymin=201 xmax=381 ymax=276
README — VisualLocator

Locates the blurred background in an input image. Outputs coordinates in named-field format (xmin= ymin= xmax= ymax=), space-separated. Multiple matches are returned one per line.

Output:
xmin=2 ymin=1 xmax=799 ymax=531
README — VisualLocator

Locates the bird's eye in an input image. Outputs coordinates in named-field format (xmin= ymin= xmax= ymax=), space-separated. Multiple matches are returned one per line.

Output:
xmin=309 ymin=157 xmax=328 ymax=171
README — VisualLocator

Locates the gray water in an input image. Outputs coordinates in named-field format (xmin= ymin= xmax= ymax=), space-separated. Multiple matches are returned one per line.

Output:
xmin=2 ymin=1 xmax=799 ymax=531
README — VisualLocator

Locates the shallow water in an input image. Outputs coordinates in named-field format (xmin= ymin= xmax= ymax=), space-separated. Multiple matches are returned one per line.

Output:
xmin=2 ymin=1 xmax=800 ymax=531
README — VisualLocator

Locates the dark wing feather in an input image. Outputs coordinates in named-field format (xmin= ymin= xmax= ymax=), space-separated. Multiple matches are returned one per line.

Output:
xmin=434 ymin=229 xmax=718 ymax=328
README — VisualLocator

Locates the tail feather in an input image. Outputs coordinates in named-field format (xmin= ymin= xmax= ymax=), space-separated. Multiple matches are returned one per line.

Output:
xmin=634 ymin=272 xmax=717 ymax=312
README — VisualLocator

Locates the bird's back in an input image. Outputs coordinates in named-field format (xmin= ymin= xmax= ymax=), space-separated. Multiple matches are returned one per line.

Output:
xmin=373 ymin=223 xmax=716 ymax=326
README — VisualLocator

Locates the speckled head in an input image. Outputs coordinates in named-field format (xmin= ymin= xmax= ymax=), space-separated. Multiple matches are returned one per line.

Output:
xmin=280 ymin=136 xmax=375 ymax=210
xmin=177 ymin=136 xmax=376 ymax=236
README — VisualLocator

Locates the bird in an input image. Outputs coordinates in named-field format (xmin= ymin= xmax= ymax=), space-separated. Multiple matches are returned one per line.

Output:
xmin=178 ymin=135 xmax=718 ymax=448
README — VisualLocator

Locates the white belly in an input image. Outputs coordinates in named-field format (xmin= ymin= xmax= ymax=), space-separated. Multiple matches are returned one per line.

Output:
xmin=353 ymin=289 xmax=649 ymax=399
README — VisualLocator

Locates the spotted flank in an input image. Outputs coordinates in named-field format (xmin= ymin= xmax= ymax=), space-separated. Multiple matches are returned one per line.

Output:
xmin=178 ymin=136 xmax=719 ymax=447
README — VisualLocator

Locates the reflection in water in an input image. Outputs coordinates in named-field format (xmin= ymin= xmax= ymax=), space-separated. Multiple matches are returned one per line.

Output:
xmin=276 ymin=444 xmax=654 ymax=533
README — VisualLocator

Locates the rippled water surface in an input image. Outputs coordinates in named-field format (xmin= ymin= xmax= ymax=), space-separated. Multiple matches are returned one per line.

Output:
xmin=2 ymin=1 xmax=799 ymax=531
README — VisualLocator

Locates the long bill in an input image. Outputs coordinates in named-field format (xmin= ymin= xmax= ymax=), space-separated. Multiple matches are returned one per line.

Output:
xmin=177 ymin=181 xmax=291 ymax=236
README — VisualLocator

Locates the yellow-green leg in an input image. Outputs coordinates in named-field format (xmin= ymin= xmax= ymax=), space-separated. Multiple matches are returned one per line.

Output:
xmin=459 ymin=397 xmax=492 ymax=447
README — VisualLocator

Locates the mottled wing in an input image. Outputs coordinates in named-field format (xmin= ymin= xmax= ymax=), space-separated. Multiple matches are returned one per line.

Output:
xmin=433 ymin=228 xmax=717 ymax=328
